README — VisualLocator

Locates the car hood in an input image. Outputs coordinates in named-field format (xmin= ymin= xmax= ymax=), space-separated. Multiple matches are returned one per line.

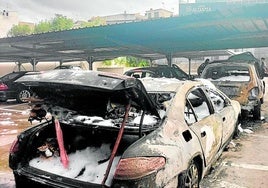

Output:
xmin=16 ymin=70 xmax=160 ymax=117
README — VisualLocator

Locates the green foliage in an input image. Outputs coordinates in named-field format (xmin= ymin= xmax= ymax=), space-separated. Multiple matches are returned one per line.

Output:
xmin=8 ymin=14 xmax=75 ymax=36
xmin=103 ymin=57 xmax=126 ymax=66
xmin=34 ymin=21 xmax=51 ymax=34
xmin=7 ymin=25 xmax=33 ymax=37
xmin=103 ymin=56 xmax=150 ymax=67
xmin=50 ymin=14 xmax=74 ymax=31
xmin=80 ymin=17 xmax=106 ymax=28
xmin=8 ymin=14 xmax=106 ymax=36
xmin=126 ymin=56 xmax=150 ymax=67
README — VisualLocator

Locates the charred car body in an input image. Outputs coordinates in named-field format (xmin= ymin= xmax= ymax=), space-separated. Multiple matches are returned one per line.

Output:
xmin=201 ymin=56 xmax=265 ymax=120
xmin=9 ymin=70 xmax=240 ymax=187
xmin=124 ymin=64 xmax=192 ymax=80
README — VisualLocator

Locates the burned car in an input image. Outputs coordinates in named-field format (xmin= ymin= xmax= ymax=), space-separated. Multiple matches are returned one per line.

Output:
xmin=201 ymin=60 xmax=264 ymax=120
xmin=124 ymin=64 xmax=192 ymax=80
xmin=9 ymin=70 xmax=240 ymax=187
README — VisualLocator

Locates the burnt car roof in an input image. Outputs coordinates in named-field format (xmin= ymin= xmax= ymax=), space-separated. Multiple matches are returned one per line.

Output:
xmin=124 ymin=65 xmax=190 ymax=80
xmin=205 ymin=51 xmax=259 ymax=66
xmin=205 ymin=60 xmax=255 ymax=66
xmin=16 ymin=69 xmax=160 ymax=117
xmin=140 ymin=77 xmax=185 ymax=92
xmin=228 ymin=52 xmax=259 ymax=62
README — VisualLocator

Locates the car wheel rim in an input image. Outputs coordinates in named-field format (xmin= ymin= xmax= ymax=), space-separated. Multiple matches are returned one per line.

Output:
xmin=19 ymin=90 xmax=31 ymax=102
xmin=185 ymin=162 xmax=199 ymax=188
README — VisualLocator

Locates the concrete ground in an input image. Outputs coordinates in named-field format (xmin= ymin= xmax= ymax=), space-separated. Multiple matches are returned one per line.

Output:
xmin=201 ymin=122 xmax=268 ymax=188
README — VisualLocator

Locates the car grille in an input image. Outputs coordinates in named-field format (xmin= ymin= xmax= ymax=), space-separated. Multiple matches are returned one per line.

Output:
xmin=217 ymin=85 xmax=241 ymax=99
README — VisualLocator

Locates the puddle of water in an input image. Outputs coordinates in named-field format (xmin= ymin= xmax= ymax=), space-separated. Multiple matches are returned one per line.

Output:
xmin=0 ymin=104 xmax=32 ymax=172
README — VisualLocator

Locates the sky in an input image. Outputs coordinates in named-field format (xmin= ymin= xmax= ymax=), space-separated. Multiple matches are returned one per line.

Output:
xmin=0 ymin=0 xmax=179 ymax=23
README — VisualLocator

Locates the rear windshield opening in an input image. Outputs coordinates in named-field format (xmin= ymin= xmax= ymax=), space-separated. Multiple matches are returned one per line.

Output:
xmin=204 ymin=66 xmax=250 ymax=82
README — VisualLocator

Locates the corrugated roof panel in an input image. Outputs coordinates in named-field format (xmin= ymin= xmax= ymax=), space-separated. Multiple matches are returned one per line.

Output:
xmin=254 ymin=19 xmax=268 ymax=31
xmin=0 ymin=3 xmax=268 ymax=62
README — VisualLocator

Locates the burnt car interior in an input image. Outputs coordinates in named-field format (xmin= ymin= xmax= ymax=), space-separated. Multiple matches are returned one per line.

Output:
xmin=204 ymin=65 xmax=250 ymax=81
xmin=184 ymin=87 xmax=227 ymax=124
xmin=24 ymin=83 xmax=175 ymax=148
xmin=14 ymin=81 xmax=178 ymax=185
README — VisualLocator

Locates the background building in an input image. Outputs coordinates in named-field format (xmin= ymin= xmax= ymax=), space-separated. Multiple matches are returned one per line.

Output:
xmin=95 ymin=11 xmax=145 ymax=25
xmin=91 ymin=8 xmax=173 ymax=25
xmin=179 ymin=0 xmax=268 ymax=16
xmin=145 ymin=8 xmax=173 ymax=19
xmin=0 ymin=10 xmax=19 ymax=38
xmin=178 ymin=0 xmax=268 ymax=60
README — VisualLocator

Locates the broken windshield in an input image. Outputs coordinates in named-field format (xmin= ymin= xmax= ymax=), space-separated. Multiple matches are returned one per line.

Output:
xmin=203 ymin=65 xmax=250 ymax=82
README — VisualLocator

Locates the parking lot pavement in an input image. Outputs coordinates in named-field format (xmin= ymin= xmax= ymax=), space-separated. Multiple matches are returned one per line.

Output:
xmin=0 ymin=172 xmax=14 ymax=188
xmin=201 ymin=121 xmax=268 ymax=188
xmin=0 ymin=101 xmax=30 ymax=188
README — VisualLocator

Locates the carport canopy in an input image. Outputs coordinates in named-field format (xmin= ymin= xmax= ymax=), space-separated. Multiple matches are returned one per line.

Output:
xmin=0 ymin=3 xmax=268 ymax=67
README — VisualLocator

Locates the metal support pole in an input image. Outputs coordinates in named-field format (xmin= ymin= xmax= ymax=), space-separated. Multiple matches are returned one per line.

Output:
xmin=16 ymin=62 xmax=22 ymax=71
xmin=166 ymin=53 xmax=172 ymax=67
xmin=30 ymin=58 xmax=37 ymax=71
xmin=188 ymin=58 xmax=192 ymax=76
xmin=87 ymin=56 xmax=94 ymax=70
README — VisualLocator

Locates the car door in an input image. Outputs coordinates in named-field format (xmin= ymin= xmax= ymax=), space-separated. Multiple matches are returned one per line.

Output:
xmin=205 ymin=88 xmax=236 ymax=144
xmin=184 ymin=87 xmax=223 ymax=165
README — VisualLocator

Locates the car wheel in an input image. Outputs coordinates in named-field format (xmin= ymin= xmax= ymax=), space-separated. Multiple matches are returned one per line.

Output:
xmin=178 ymin=160 xmax=200 ymax=188
xmin=233 ymin=120 xmax=241 ymax=139
xmin=17 ymin=89 xmax=31 ymax=103
xmin=252 ymin=101 xmax=261 ymax=120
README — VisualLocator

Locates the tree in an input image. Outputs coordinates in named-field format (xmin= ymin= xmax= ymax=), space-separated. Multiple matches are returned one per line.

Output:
xmin=7 ymin=25 xmax=33 ymax=37
xmin=50 ymin=14 xmax=74 ymax=31
xmin=126 ymin=56 xmax=150 ymax=67
xmin=103 ymin=56 xmax=150 ymax=67
xmin=80 ymin=17 xmax=106 ymax=28
xmin=8 ymin=14 xmax=75 ymax=36
xmin=34 ymin=15 xmax=73 ymax=34
xmin=34 ymin=21 xmax=51 ymax=34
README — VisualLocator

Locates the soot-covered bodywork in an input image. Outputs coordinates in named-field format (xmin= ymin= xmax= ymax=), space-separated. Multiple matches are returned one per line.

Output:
xmin=201 ymin=61 xmax=264 ymax=120
xmin=123 ymin=64 xmax=192 ymax=80
xmin=9 ymin=70 xmax=240 ymax=188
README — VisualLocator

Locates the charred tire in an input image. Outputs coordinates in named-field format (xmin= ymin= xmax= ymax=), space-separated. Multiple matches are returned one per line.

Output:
xmin=233 ymin=119 xmax=241 ymax=139
xmin=241 ymin=110 xmax=250 ymax=120
xmin=16 ymin=89 xmax=31 ymax=103
xmin=178 ymin=160 xmax=200 ymax=188
xmin=253 ymin=101 xmax=261 ymax=120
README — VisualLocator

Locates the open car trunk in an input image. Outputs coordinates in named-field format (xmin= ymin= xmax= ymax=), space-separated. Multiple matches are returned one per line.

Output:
xmin=15 ymin=70 xmax=166 ymax=187
xmin=25 ymin=119 xmax=151 ymax=186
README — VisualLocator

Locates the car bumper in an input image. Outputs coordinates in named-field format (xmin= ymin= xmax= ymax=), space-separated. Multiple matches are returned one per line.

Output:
xmin=0 ymin=91 xmax=8 ymax=101
xmin=13 ymin=167 xmax=103 ymax=188
xmin=0 ymin=90 xmax=16 ymax=101
xmin=240 ymin=99 xmax=259 ymax=112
